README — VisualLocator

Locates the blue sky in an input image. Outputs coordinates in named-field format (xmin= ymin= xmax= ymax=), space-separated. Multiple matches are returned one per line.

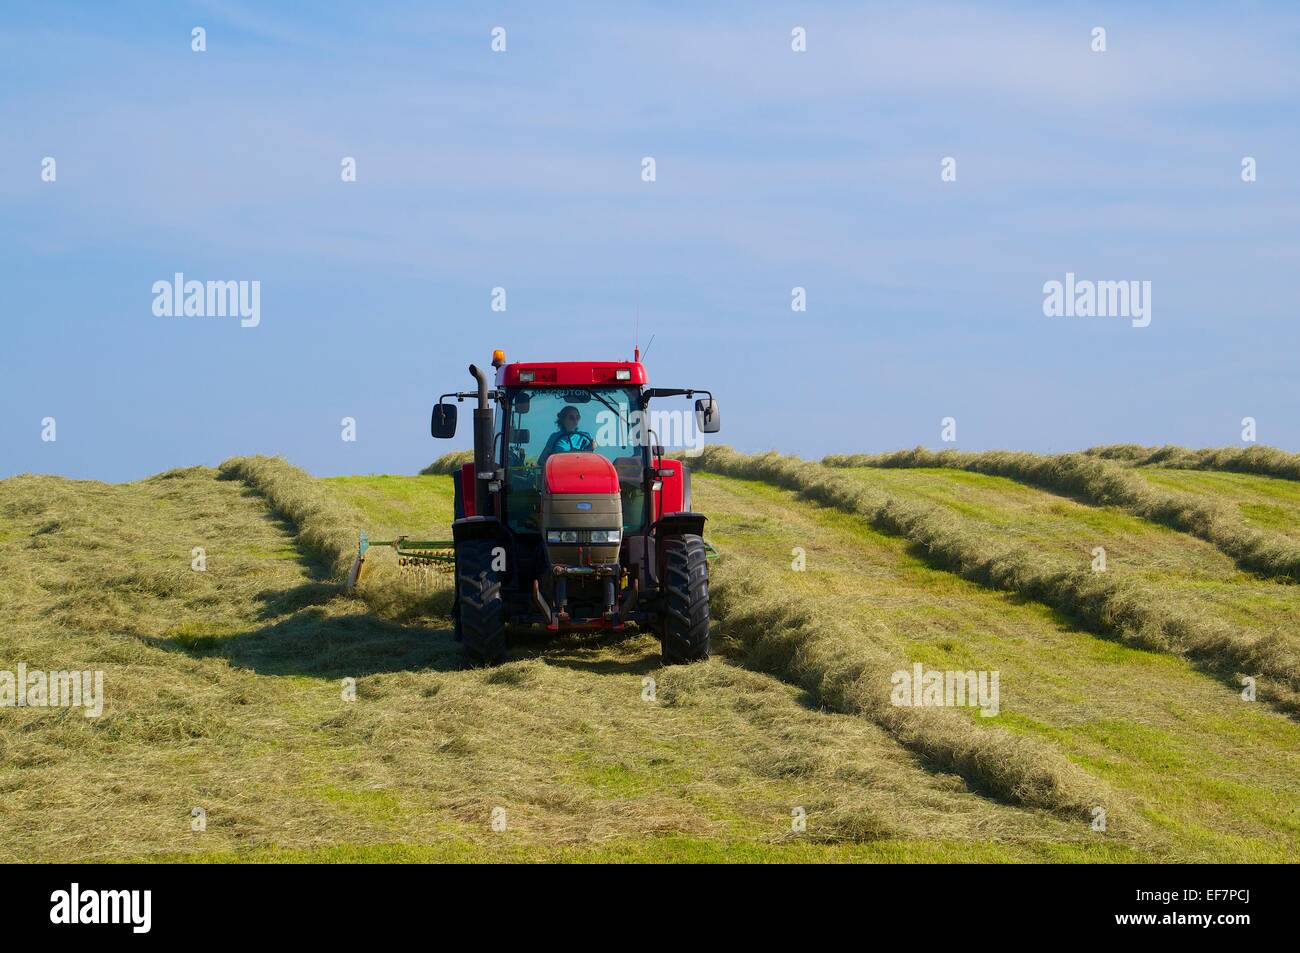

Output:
xmin=3 ymin=1 xmax=1298 ymax=481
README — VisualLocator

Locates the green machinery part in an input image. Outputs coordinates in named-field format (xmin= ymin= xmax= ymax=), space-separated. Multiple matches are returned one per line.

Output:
xmin=346 ymin=530 xmax=455 ymax=593
xmin=345 ymin=530 xmax=719 ymax=594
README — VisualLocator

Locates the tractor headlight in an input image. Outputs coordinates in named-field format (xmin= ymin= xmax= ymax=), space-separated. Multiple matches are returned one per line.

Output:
xmin=546 ymin=529 xmax=619 ymax=544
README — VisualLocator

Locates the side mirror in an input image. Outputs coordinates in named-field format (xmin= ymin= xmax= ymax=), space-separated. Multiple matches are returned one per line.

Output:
xmin=509 ymin=428 xmax=531 ymax=444
xmin=431 ymin=403 xmax=457 ymax=439
xmin=694 ymin=398 xmax=721 ymax=434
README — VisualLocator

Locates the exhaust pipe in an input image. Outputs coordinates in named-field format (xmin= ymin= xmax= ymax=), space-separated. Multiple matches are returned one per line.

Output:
xmin=468 ymin=363 xmax=494 ymax=515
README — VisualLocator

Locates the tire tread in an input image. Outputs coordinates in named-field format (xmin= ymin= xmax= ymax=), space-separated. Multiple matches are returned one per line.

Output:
xmin=660 ymin=534 xmax=710 ymax=664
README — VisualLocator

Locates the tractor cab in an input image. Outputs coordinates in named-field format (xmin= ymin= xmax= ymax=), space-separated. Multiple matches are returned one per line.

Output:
xmin=495 ymin=374 xmax=647 ymax=536
xmin=428 ymin=349 xmax=720 ymax=666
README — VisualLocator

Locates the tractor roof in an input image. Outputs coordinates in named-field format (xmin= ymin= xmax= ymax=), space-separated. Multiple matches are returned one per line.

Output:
xmin=497 ymin=361 xmax=648 ymax=387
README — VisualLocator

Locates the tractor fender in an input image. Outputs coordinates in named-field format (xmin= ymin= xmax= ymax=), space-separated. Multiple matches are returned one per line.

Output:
xmin=653 ymin=511 xmax=707 ymax=540
xmin=452 ymin=515 xmax=510 ymax=546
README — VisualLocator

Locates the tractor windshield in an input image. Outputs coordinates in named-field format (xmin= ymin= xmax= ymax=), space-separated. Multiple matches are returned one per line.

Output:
xmin=503 ymin=386 xmax=646 ymax=534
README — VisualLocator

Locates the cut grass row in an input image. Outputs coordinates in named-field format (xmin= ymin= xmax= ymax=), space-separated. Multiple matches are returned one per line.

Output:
xmin=818 ymin=463 xmax=1300 ymax=681
xmin=694 ymin=473 xmax=1300 ymax=861
xmin=287 ymin=456 xmax=1110 ymax=820
xmin=1083 ymin=446 xmax=1300 ymax=544
xmin=824 ymin=448 xmax=1300 ymax=585
xmin=8 ymin=458 xmax=1295 ymax=860
xmin=217 ymin=456 xmax=364 ymax=580
xmin=22 ymin=457 xmax=1138 ymax=858
xmin=694 ymin=447 xmax=1300 ymax=715
xmin=707 ymin=554 xmax=1109 ymax=819
xmin=420 ymin=450 xmax=474 ymax=476
xmin=217 ymin=455 xmax=443 ymax=622
xmin=1 ymin=465 xmax=1103 ymax=861
xmin=288 ymin=458 xmax=1300 ymax=857
xmin=1087 ymin=443 xmax=1300 ymax=482
xmin=1132 ymin=468 xmax=1300 ymax=544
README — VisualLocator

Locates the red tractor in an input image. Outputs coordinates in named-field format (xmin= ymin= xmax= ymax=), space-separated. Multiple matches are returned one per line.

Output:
xmin=429 ymin=349 xmax=721 ymax=666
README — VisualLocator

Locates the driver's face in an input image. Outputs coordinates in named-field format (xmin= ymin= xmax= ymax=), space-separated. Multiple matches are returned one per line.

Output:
xmin=560 ymin=411 xmax=579 ymax=433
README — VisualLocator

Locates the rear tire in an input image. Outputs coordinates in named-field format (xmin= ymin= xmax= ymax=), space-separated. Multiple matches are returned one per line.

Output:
xmin=455 ymin=538 xmax=506 ymax=666
xmin=659 ymin=534 xmax=710 ymax=664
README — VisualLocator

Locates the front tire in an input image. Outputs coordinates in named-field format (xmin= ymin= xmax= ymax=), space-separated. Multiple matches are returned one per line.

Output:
xmin=455 ymin=538 xmax=506 ymax=666
xmin=660 ymin=534 xmax=710 ymax=664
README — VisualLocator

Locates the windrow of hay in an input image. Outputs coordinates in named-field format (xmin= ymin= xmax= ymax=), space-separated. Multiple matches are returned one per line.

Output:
xmin=219 ymin=456 xmax=361 ymax=577
xmin=5 ymin=466 xmax=1110 ymax=861
xmin=217 ymin=455 xmax=437 ymax=620
xmin=824 ymin=447 xmax=1300 ymax=584
xmin=225 ymin=454 xmax=1113 ymax=822
xmin=694 ymin=447 xmax=1300 ymax=712
xmin=708 ymin=554 xmax=1113 ymax=820
xmin=1085 ymin=444 xmax=1300 ymax=482
xmin=420 ymin=450 xmax=474 ymax=476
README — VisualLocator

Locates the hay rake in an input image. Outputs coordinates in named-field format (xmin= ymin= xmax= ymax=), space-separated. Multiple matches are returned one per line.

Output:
xmin=346 ymin=530 xmax=455 ymax=593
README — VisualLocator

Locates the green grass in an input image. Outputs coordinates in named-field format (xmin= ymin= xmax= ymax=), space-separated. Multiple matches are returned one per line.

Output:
xmin=4 ymin=450 xmax=1299 ymax=863
xmin=1134 ymin=468 xmax=1300 ymax=542
xmin=825 ymin=465 xmax=1300 ymax=663
xmin=2 ymin=464 xmax=1096 ymax=863
xmin=693 ymin=449 xmax=1300 ymax=715
xmin=128 ymin=835 xmax=1146 ymax=864
xmin=694 ymin=473 xmax=1300 ymax=862
xmin=322 ymin=474 xmax=455 ymax=540
xmin=826 ymin=448 xmax=1300 ymax=584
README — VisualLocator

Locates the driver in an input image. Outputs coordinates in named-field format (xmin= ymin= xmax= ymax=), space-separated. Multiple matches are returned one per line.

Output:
xmin=538 ymin=405 xmax=595 ymax=467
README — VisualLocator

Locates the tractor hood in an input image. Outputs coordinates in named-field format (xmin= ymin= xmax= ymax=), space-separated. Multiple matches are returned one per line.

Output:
xmin=543 ymin=453 xmax=619 ymax=495
xmin=541 ymin=453 xmax=622 ymax=566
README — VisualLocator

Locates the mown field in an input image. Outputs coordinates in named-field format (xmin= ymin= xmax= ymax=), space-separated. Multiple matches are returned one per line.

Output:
xmin=1132 ymin=469 xmax=1300 ymax=543
xmin=1 ymin=446 xmax=1298 ymax=863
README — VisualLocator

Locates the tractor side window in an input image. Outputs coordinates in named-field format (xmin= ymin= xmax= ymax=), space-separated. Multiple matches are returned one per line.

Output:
xmin=495 ymin=399 xmax=507 ymax=466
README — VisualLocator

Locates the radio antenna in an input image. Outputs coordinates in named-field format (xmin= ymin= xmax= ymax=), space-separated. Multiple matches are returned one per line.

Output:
xmin=640 ymin=333 xmax=656 ymax=362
